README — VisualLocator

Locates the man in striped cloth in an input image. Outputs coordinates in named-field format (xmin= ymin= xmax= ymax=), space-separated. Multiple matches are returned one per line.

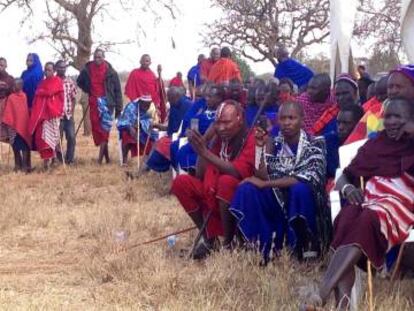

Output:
xmin=55 ymin=60 xmax=77 ymax=164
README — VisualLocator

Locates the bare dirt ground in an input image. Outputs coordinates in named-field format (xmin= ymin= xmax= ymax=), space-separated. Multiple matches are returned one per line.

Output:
xmin=0 ymin=108 xmax=413 ymax=310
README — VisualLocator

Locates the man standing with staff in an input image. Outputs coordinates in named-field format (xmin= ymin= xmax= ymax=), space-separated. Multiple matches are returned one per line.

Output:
xmin=55 ymin=60 xmax=77 ymax=164
xmin=124 ymin=54 xmax=166 ymax=122
xmin=77 ymin=48 xmax=123 ymax=164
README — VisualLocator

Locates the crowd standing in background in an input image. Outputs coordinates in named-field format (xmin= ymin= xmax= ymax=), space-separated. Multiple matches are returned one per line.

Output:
xmin=1 ymin=45 xmax=414 ymax=310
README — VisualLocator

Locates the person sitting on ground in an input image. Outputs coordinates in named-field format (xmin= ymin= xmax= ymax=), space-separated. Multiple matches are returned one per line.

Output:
xmin=171 ymin=100 xmax=255 ymax=259
xmin=77 ymin=48 xmax=123 ymax=164
xmin=55 ymin=60 xmax=77 ymax=164
xmin=346 ymin=65 xmax=414 ymax=144
xmin=117 ymin=95 xmax=159 ymax=165
xmin=357 ymin=64 xmax=375 ymax=104
xmin=169 ymin=72 xmax=185 ymax=89
xmin=245 ymin=84 xmax=279 ymax=128
xmin=334 ymin=73 xmax=359 ymax=106
xmin=143 ymin=86 xmax=191 ymax=173
xmin=361 ymin=75 xmax=388 ymax=113
xmin=311 ymin=74 xmax=360 ymax=136
xmin=28 ymin=62 xmax=64 ymax=170
xmin=274 ymin=46 xmax=314 ymax=91
xmin=246 ymin=79 xmax=266 ymax=107
xmin=229 ymin=102 xmax=328 ymax=262
xmin=207 ymin=47 xmax=242 ymax=84
xmin=278 ymin=77 xmax=295 ymax=104
xmin=297 ymin=73 xmax=335 ymax=133
xmin=1 ymin=78 xmax=31 ymax=172
xmin=225 ymin=79 xmax=247 ymax=108
xmin=324 ymin=104 xmax=364 ymax=181
xmin=300 ymin=98 xmax=414 ymax=310
xmin=200 ymin=48 xmax=220 ymax=83
xmin=170 ymin=84 xmax=225 ymax=174
xmin=366 ymin=81 xmax=376 ymax=102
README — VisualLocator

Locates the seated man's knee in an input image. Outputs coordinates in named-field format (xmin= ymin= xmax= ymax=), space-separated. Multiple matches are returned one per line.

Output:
xmin=171 ymin=174 xmax=194 ymax=195
xmin=290 ymin=182 xmax=311 ymax=196
xmin=217 ymin=175 xmax=239 ymax=191
xmin=216 ymin=175 xmax=241 ymax=203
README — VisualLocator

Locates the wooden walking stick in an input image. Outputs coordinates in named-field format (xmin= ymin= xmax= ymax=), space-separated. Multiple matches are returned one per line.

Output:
xmin=59 ymin=133 xmax=66 ymax=170
xmin=390 ymin=242 xmax=407 ymax=284
xmin=157 ymin=64 xmax=168 ymax=123
xmin=137 ymin=103 xmax=141 ymax=171
xmin=360 ymin=176 xmax=374 ymax=311
xmin=188 ymin=209 xmax=213 ymax=259
xmin=192 ymin=75 xmax=197 ymax=102
xmin=74 ymin=103 xmax=90 ymax=138
xmin=7 ymin=144 xmax=11 ymax=166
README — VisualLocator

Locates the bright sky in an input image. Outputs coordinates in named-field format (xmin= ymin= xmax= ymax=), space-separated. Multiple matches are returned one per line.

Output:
xmin=0 ymin=0 xmax=274 ymax=79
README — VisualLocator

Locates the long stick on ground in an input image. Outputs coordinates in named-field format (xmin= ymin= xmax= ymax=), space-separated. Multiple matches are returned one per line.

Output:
xmin=390 ymin=242 xmax=407 ymax=284
xmin=360 ymin=176 xmax=373 ymax=311
xmin=188 ymin=210 xmax=213 ymax=259
xmin=127 ymin=226 xmax=197 ymax=250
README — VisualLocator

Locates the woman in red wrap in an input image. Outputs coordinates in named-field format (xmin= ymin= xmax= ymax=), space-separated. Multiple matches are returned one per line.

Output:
xmin=2 ymin=78 xmax=31 ymax=172
xmin=301 ymin=98 xmax=414 ymax=310
xmin=28 ymin=62 xmax=64 ymax=170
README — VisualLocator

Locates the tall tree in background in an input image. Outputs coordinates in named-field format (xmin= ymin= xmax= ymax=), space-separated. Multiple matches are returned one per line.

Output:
xmin=0 ymin=0 xmax=176 ymax=70
xmin=354 ymin=0 xmax=402 ymax=61
xmin=205 ymin=0 xmax=404 ymax=69
xmin=204 ymin=0 xmax=330 ymax=66
xmin=233 ymin=54 xmax=255 ymax=81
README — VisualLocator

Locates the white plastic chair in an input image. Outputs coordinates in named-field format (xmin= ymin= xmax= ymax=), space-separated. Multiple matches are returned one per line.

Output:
xmin=330 ymin=139 xmax=366 ymax=311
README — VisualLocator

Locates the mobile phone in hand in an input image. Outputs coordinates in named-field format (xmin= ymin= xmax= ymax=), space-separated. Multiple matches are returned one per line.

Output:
xmin=256 ymin=115 xmax=268 ymax=133
xmin=191 ymin=118 xmax=199 ymax=132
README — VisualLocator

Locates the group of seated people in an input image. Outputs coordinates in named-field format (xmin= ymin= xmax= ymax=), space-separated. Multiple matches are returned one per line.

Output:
xmin=120 ymin=62 xmax=414 ymax=310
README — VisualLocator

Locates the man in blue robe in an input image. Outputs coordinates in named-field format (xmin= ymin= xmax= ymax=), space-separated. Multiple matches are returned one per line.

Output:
xmin=273 ymin=46 xmax=314 ymax=91
xmin=144 ymin=87 xmax=191 ymax=172
xmin=170 ymin=84 xmax=225 ymax=173
xmin=187 ymin=54 xmax=205 ymax=100
xmin=229 ymin=102 xmax=328 ymax=262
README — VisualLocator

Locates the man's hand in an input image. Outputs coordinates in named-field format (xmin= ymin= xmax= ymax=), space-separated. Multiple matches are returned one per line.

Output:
xmin=397 ymin=120 xmax=414 ymax=140
xmin=241 ymin=176 xmax=269 ymax=189
xmin=188 ymin=129 xmax=208 ymax=157
xmin=254 ymin=161 xmax=268 ymax=180
xmin=255 ymin=127 xmax=269 ymax=147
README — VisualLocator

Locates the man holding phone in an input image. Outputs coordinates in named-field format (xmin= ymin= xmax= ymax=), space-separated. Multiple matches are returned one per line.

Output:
xmin=171 ymin=100 xmax=255 ymax=259
xmin=230 ymin=102 xmax=329 ymax=262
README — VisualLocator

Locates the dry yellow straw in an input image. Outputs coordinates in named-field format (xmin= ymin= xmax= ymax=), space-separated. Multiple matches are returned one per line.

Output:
xmin=361 ymin=176 xmax=374 ymax=311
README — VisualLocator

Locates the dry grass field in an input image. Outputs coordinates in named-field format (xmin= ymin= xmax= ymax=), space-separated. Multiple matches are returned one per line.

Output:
xmin=0 ymin=108 xmax=413 ymax=310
